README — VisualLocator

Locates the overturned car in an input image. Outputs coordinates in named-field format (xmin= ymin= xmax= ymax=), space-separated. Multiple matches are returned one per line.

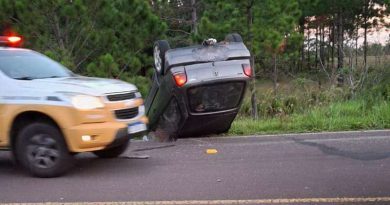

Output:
xmin=145 ymin=33 xmax=252 ymax=141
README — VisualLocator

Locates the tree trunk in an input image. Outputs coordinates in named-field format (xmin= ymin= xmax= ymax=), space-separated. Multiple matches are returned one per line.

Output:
xmin=273 ymin=54 xmax=278 ymax=95
xmin=246 ymin=0 xmax=258 ymax=120
xmin=315 ymin=27 xmax=318 ymax=70
xmin=331 ymin=19 xmax=335 ymax=78
xmin=307 ymin=29 xmax=311 ymax=70
xmin=191 ymin=0 xmax=198 ymax=35
xmin=337 ymin=11 xmax=344 ymax=85
xmin=320 ymin=25 xmax=325 ymax=67
xmin=363 ymin=8 xmax=368 ymax=68
xmin=355 ymin=33 xmax=358 ymax=68
xmin=328 ymin=24 xmax=332 ymax=72
xmin=250 ymin=56 xmax=257 ymax=119
xmin=299 ymin=18 xmax=305 ymax=71
xmin=361 ymin=0 xmax=369 ymax=88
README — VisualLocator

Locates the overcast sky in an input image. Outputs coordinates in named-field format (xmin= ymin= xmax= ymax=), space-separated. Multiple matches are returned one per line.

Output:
xmin=357 ymin=28 xmax=389 ymax=45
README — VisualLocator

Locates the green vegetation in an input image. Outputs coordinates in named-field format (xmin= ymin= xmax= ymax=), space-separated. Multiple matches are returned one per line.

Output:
xmin=231 ymin=100 xmax=389 ymax=135
xmin=0 ymin=0 xmax=166 ymax=97
xmin=231 ymin=63 xmax=390 ymax=135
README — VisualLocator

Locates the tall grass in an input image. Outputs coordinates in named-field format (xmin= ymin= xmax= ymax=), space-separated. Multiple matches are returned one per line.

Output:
xmin=230 ymin=100 xmax=390 ymax=135
xmin=230 ymin=64 xmax=390 ymax=135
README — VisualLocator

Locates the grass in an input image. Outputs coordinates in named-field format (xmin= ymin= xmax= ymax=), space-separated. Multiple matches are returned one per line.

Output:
xmin=229 ymin=99 xmax=390 ymax=135
xmin=231 ymin=61 xmax=390 ymax=136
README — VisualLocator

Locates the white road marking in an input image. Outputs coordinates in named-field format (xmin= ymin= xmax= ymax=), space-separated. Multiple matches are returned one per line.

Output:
xmin=207 ymin=129 xmax=390 ymax=140
xmin=304 ymin=135 xmax=390 ymax=142
xmin=181 ymin=135 xmax=390 ymax=147
xmin=3 ymin=197 xmax=390 ymax=204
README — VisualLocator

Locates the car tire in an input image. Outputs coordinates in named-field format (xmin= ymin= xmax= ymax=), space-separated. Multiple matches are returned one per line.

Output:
xmin=153 ymin=40 xmax=171 ymax=75
xmin=225 ymin=33 xmax=243 ymax=43
xmin=15 ymin=122 xmax=73 ymax=178
xmin=92 ymin=141 xmax=129 ymax=158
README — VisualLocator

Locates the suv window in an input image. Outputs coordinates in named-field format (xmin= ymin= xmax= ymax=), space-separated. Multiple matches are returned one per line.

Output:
xmin=0 ymin=50 xmax=74 ymax=80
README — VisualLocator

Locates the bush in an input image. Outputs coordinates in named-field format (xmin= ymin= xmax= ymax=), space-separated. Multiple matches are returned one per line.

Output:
xmin=239 ymin=76 xmax=357 ymax=119
xmin=122 ymin=75 xmax=151 ymax=97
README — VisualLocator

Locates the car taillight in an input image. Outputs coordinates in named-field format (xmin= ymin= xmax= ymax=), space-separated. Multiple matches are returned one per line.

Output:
xmin=242 ymin=64 xmax=252 ymax=77
xmin=173 ymin=72 xmax=187 ymax=87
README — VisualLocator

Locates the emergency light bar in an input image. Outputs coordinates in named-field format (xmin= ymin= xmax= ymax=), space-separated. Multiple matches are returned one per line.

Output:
xmin=0 ymin=36 xmax=22 ymax=47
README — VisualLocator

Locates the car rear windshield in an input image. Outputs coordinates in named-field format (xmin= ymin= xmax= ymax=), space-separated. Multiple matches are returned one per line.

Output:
xmin=0 ymin=50 xmax=74 ymax=80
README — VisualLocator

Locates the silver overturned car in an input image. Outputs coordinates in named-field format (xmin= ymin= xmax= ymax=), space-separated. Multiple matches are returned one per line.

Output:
xmin=145 ymin=33 xmax=252 ymax=141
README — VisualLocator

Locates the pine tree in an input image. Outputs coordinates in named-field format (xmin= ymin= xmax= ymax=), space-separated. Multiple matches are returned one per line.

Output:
xmin=0 ymin=0 xmax=166 ymax=86
xmin=198 ymin=0 xmax=301 ymax=119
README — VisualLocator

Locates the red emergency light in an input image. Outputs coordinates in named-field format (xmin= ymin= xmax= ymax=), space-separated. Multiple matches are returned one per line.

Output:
xmin=0 ymin=36 xmax=23 ymax=47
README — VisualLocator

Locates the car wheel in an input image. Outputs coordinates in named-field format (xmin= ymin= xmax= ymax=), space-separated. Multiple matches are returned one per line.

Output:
xmin=225 ymin=33 xmax=243 ymax=43
xmin=92 ymin=141 xmax=129 ymax=158
xmin=153 ymin=40 xmax=170 ymax=75
xmin=15 ymin=122 xmax=73 ymax=178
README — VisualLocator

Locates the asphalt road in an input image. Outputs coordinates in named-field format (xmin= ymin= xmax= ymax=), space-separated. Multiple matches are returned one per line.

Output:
xmin=1 ymin=130 xmax=390 ymax=204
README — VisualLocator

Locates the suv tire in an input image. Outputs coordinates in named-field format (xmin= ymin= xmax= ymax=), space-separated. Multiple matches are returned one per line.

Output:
xmin=15 ymin=122 xmax=73 ymax=178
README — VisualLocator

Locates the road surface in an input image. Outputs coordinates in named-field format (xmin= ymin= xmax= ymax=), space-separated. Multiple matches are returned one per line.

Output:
xmin=1 ymin=130 xmax=390 ymax=204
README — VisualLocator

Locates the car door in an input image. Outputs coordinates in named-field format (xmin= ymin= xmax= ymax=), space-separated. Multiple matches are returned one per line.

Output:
xmin=145 ymin=71 xmax=166 ymax=128
xmin=145 ymin=73 xmax=159 ymax=114
xmin=145 ymin=69 xmax=175 ymax=129
xmin=0 ymin=105 xmax=5 ymax=146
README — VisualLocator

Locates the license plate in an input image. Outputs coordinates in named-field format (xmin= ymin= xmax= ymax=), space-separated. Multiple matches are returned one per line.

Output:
xmin=128 ymin=122 xmax=147 ymax=134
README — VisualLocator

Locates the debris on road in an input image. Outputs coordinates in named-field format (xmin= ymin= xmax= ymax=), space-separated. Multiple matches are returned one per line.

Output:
xmin=206 ymin=149 xmax=218 ymax=154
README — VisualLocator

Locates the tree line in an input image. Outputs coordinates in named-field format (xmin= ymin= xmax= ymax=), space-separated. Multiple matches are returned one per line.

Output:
xmin=0 ymin=0 xmax=166 ymax=95
xmin=151 ymin=0 xmax=389 ymax=118
xmin=0 ymin=0 xmax=389 ymax=118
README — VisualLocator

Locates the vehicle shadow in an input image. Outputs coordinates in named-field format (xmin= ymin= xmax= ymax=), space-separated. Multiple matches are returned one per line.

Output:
xmin=0 ymin=150 xmax=154 ymax=178
xmin=0 ymin=152 xmax=24 ymax=176
xmin=292 ymin=138 xmax=390 ymax=161
xmin=66 ymin=151 xmax=154 ymax=177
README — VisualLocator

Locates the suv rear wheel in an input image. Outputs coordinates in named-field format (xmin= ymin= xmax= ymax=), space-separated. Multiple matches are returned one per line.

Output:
xmin=15 ymin=122 xmax=73 ymax=178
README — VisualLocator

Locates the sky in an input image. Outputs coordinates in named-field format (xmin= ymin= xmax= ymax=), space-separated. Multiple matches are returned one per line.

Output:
xmin=360 ymin=14 xmax=390 ymax=45
xmin=360 ymin=28 xmax=389 ymax=45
